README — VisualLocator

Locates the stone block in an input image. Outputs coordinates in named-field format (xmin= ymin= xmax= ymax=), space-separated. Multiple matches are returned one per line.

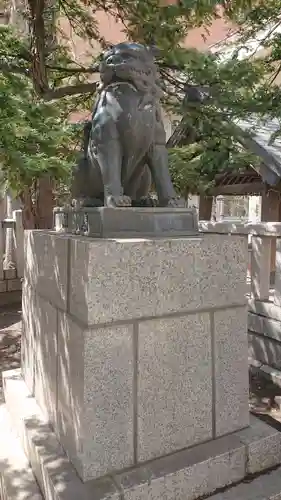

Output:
xmin=116 ymin=434 xmax=246 ymax=500
xmin=22 ymin=282 xmax=36 ymax=394
xmin=54 ymin=206 xmax=199 ymax=238
xmin=248 ymin=298 xmax=281 ymax=323
xmin=7 ymin=278 xmax=22 ymax=292
xmin=57 ymin=313 xmax=134 ymax=480
xmin=248 ymin=313 xmax=281 ymax=342
xmin=137 ymin=313 xmax=212 ymax=462
xmin=24 ymin=231 xmax=68 ymax=310
xmin=4 ymin=268 xmax=16 ymax=280
xmin=0 ymin=290 xmax=21 ymax=307
xmin=33 ymin=295 xmax=58 ymax=425
xmin=251 ymin=236 xmax=271 ymax=300
xmin=237 ymin=415 xmax=281 ymax=474
xmin=2 ymin=370 xmax=120 ymax=500
xmin=249 ymin=332 xmax=281 ymax=370
xmin=274 ymin=238 xmax=281 ymax=307
xmin=0 ymin=280 xmax=7 ymax=292
xmin=5 ymin=370 xmax=281 ymax=500
xmin=214 ymin=307 xmax=249 ymax=437
xmin=69 ymin=234 xmax=247 ymax=325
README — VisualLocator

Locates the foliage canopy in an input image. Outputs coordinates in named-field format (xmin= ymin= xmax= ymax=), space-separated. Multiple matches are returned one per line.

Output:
xmin=1 ymin=0 xmax=281 ymax=201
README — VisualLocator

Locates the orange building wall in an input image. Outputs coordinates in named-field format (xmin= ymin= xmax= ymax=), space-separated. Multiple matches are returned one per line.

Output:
xmin=63 ymin=7 xmax=235 ymax=122
xmin=60 ymin=8 xmax=235 ymax=64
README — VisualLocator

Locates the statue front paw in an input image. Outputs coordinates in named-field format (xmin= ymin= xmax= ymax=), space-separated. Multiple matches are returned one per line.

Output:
xmin=105 ymin=195 xmax=132 ymax=207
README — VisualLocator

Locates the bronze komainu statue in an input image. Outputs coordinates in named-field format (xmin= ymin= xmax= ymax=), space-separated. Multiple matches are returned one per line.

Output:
xmin=72 ymin=42 xmax=180 ymax=208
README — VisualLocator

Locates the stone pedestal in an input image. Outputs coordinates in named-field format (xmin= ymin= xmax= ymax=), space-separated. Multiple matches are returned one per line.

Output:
xmin=22 ymin=227 xmax=249 ymax=482
xmin=53 ymin=206 xmax=199 ymax=238
xmin=3 ymin=213 xmax=281 ymax=500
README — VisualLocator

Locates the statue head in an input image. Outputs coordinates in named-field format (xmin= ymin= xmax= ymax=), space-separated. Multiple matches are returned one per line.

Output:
xmin=99 ymin=42 xmax=162 ymax=97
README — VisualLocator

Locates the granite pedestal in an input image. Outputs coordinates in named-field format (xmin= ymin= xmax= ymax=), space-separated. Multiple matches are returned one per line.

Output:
xmin=2 ymin=209 xmax=281 ymax=499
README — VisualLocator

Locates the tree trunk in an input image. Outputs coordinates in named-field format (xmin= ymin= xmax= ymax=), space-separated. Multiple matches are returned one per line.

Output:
xmin=199 ymin=195 xmax=213 ymax=220
xmin=35 ymin=176 xmax=55 ymax=229
xmin=21 ymin=187 xmax=36 ymax=229
xmin=21 ymin=177 xmax=55 ymax=230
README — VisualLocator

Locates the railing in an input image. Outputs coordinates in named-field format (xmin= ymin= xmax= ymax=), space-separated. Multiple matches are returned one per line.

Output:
xmin=199 ymin=220 xmax=281 ymax=304
xmin=0 ymin=209 xmax=24 ymax=281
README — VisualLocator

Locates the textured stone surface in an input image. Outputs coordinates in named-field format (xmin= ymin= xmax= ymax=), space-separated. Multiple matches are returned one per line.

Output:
xmin=57 ymin=313 xmax=134 ymax=481
xmin=4 ymin=369 xmax=281 ymax=500
xmin=2 ymin=370 xmax=120 ymax=500
xmin=116 ymin=434 xmax=246 ymax=500
xmin=56 ymin=312 xmax=84 ymax=477
xmin=214 ymin=307 xmax=249 ymax=437
xmin=22 ymin=284 xmax=58 ymax=423
xmin=274 ymin=238 xmax=281 ymax=308
xmin=69 ymin=234 xmax=247 ymax=325
xmin=3 ymin=268 xmax=17 ymax=280
xmin=137 ymin=313 xmax=212 ymax=462
xmin=54 ymin=207 xmax=199 ymax=238
xmin=22 ymin=282 xmax=35 ymax=394
xmin=237 ymin=415 xmax=281 ymax=474
xmin=248 ymin=299 xmax=281 ymax=323
xmin=248 ymin=313 xmax=281 ymax=342
xmin=24 ymin=231 xmax=69 ymax=310
xmin=248 ymin=332 xmax=281 ymax=370
xmin=7 ymin=278 xmax=22 ymax=292
xmin=34 ymin=295 xmax=58 ymax=425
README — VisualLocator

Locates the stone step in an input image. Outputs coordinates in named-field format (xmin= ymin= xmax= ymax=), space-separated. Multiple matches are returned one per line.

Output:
xmin=2 ymin=389 xmax=281 ymax=500
xmin=0 ymin=405 xmax=43 ymax=500
xmin=3 ymin=368 xmax=281 ymax=500
xmin=2 ymin=402 xmax=281 ymax=500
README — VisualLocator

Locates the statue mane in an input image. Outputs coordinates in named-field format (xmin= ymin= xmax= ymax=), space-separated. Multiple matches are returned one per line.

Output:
xmin=99 ymin=42 xmax=162 ymax=97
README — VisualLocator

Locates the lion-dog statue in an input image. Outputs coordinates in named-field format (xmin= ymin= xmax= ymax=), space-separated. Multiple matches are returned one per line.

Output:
xmin=72 ymin=42 xmax=180 ymax=208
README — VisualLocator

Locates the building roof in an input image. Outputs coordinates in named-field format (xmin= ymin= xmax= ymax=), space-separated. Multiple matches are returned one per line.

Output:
xmin=235 ymin=117 xmax=281 ymax=186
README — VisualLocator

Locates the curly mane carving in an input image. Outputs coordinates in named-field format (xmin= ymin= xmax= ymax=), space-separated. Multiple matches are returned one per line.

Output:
xmin=99 ymin=43 xmax=162 ymax=98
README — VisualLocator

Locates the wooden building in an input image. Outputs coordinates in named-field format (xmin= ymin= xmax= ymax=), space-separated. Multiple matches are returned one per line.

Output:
xmin=169 ymin=115 xmax=281 ymax=222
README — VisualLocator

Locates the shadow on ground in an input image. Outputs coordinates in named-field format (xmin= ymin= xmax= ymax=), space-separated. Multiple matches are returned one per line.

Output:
xmin=0 ymin=305 xmax=21 ymax=404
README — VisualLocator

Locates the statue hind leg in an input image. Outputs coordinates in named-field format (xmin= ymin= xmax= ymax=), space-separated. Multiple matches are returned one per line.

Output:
xmin=146 ymin=144 xmax=182 ymax=207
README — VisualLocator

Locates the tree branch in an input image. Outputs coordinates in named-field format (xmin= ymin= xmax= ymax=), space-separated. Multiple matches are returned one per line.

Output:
xmin=0 ymin=61 xmax=30 ymax=75
xmin=43 ymin=81 xmax=98 ymax=100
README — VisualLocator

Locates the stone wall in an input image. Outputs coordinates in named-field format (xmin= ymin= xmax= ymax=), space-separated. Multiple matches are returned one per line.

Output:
xmin=248 ymin=299 xmax=281 ymax=370
xmin=0 ymin=268 xmax=22 ymax=306
xmin=22 ymin=230 xmax=249 ymax=482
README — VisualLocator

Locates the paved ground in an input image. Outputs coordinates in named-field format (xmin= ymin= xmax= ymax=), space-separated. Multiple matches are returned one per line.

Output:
xmin=0 ymin=305 xmax=21 ymax=405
